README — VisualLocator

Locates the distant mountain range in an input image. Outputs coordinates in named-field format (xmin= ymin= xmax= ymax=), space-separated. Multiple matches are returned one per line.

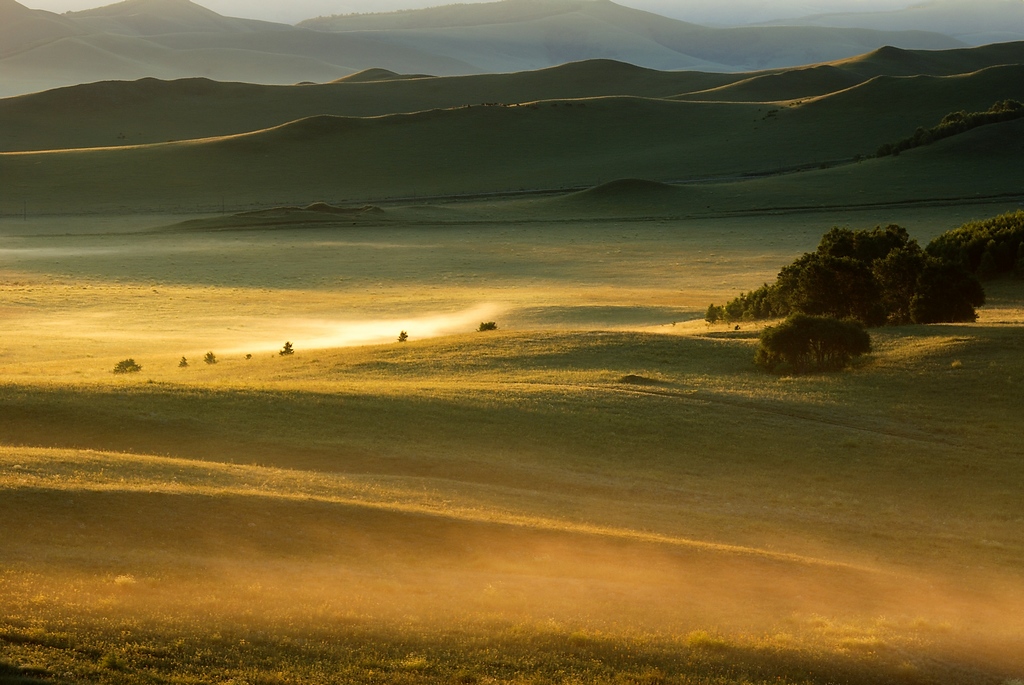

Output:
xmin=0 ymin=0 xmax=967 ymax=97
xmin=761 ymin=0 xmax=1024 ymax=46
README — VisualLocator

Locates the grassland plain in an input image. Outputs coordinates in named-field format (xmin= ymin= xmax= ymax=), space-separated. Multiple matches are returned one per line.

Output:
xmin=2 ymin=204 xmax=1024 ymax=684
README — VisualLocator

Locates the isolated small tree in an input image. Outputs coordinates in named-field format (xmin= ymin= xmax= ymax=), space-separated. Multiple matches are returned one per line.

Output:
xmin=478 ymin=321 xmax=498 ymax=331
xmin=397 ymin=331 xmax=409 ymax=343
xmin=113 ymin=359 xmax=142 ymax=374
xmin=204 ymin=351 xmax=218 ymax=365
xmin=704 ymin=304 xmax=722 ymax=325
xmin=178 ymin=356 xmax=188 ymax=368
xmin=280 ymin=342 xmax=294 ymax=356
xmin=755 ymin=314 xmax=870 ymax=373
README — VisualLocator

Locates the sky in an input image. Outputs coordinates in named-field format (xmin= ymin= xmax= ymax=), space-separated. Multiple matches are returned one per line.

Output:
xmin=21 ymin=0 xmax=923 ymax=26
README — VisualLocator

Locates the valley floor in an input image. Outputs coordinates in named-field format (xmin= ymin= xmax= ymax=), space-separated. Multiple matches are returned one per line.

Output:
xmin=1 ymin=209 xmax=1022 ymax=684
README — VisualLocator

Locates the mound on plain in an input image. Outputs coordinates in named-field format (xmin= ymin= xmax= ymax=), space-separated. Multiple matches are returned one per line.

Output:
xmin=540 ymin=178 xmax=691 ymax=216
xmin=165 ymin=203 xmax=387 ymax=232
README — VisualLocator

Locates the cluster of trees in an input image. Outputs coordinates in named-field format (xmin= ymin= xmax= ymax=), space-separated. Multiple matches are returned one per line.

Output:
xmin=706 ymin=224 xmax=985 ymax=327
xmin=755 ymin=314 xmax=871 ymax=373
xmin=926 ymin=210 xmax=1024 ymax=279
xmin=876 ymin=100 xmax=1024 ymax=158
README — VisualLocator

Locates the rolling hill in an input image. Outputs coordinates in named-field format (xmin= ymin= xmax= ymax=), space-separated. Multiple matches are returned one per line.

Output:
xmin=0 ymin=0 xmax=965 ymax=98
xmin=0 ymin=60 xmax=746 ymax=152
xmin=3 ymin=42 xmax=1022 ymax=154
xmin=3 ymin=58 xmax=1023 ymax=216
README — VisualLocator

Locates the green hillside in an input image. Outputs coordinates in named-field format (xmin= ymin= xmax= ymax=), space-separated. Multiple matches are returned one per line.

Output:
xmin=4 ymin=42 xmax=1022 ymax=154
xmin=0 ymin=60 xmax=745 ymax=152
xmin=2 ymin=54 xmax=1023 ymax=216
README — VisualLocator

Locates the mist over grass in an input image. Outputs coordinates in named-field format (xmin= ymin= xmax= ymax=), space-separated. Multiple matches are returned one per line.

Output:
xmin=1 ymin=209 xmax=1024 ymax=684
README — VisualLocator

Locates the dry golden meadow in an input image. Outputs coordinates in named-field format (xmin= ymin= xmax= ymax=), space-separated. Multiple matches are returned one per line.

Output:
xmin=2 ymin=203 xmax=1023 ymax=684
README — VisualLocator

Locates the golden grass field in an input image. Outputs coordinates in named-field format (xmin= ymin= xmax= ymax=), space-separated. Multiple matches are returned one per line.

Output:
xmin=2 ymin=200 xmax=1024 ymax=683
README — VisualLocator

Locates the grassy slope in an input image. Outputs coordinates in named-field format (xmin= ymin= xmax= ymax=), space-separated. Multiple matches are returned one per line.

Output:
xmin=3 ymin=64 xmax=1023 ymax=215
xmin=1 ymin=320 xmax=1023 ymax=683
xmin=5 ymin=42 xmax=1022 ymax=153
xmin=0 ymin=60 xmax=744 ymax=153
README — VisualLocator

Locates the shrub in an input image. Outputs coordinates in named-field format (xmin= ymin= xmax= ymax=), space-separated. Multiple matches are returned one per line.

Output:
xmin=279 ymin=341 xmax=294 ymax=356
xmin=397 ymin=331 xmax=409 ymax=343
xmin=204 ymin=352 xmax=217 ymax=365
xmin=478 ymin=321 xmax=498 ymax=331
xmin=178 ymin=356 xmax=188 ymax=368
xmin=113 ymin=359 xmax=142 ymax=374
xmin=755 ymin=314 xmax=871 ymax=373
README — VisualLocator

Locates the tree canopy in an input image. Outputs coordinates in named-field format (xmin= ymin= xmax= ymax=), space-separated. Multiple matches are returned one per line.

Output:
xmin=926 ymin=210 xmax=1024 ymax=279
xmin=708 ymin=224 xmax=985 ymax=327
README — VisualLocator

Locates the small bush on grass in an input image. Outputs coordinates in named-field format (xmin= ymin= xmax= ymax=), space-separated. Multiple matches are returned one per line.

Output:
xmin=755 ymin=314 xmax=870 ymax=374
xmin=113 ymin=359 xmax=142 ymax=374
xmin=397 ymin=331 xmax=409 ymax=343
xmin=478 ymin=321 xmax=498 ymax=331
xmin=279 ymin=342 xmax=294 ymax=356
xmin=178 ymin=356 xmax=188 ymax=368
xmin=204 ymin=352 xmax=217 ymax=365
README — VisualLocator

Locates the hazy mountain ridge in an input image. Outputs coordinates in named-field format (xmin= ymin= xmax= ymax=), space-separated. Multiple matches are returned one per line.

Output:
xmin=766 ymin=0 xmax=1024 ymax=46
xmin=299 ymin=0 xmax=963 ymax=72
xmin=0 ymin=0 xmax=965 ymax=97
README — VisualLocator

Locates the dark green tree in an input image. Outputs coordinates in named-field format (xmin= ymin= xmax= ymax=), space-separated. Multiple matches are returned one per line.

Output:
xmin=872 ymin=244 xmax=927 ymax=324
xmin=113 ymin=359 xmax=142 ymax=374
xmin=397 ymin=331 xmax=409 ymax=343
xmin=977 ymin=248 xmax=998 ymax=279
xmin=755 ymin=315 xmax=871 ymax=373
xmin=280 ymin=341 xmax=294 ymax=356
xmin=909 ymin=259 xmax=986 ymax=323
xmin=204 ymin=351 xmax=217 ymax=365
xmin=774 ymin=253 xmax=884 ymax=325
